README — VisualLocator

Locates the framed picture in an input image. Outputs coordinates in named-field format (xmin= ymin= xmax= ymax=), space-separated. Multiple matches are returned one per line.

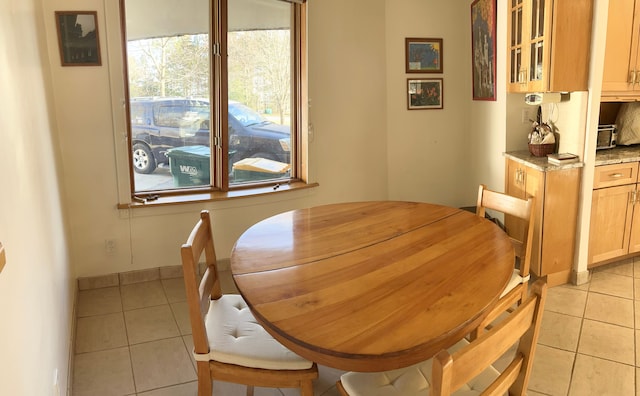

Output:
xmin=405 ymin=38 xmax=443 ymax=73
xmin=471 ymin=0 xmax=496 ymax=100
xmin=55 ymin=11 xmax=101 ymax=66
xmin=407 ymin=78 xmax=443 ymax=110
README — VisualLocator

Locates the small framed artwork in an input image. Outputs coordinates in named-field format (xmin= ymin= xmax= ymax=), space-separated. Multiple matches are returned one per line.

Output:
xmin=405 ymin=38 xmax=443 ymax=73
xmin=471 ymin=0 xmax=497 ymax=100
xmin=407 ymin=78 xmax=443 ymax=110
xmin=55 ymin=11 xmax=101 ymax=66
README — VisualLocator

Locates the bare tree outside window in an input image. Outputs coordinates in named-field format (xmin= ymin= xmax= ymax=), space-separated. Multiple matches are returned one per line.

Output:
xmin=228 ymin=30 xmax=291 ymax=125
xmin=127 ymin=35 xmax=210 ymax=98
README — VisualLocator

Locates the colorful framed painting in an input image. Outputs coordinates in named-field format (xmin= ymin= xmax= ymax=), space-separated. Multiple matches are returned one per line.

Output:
xmin=55 ymin=11 xmax=101 ymax=66
xmin=407 ymin=78 xmax=443 ymax=110
xmin=471 ymin=0 xmax=496 ymax=100
xmin=405 ymin=38 xmax=443 ymax=73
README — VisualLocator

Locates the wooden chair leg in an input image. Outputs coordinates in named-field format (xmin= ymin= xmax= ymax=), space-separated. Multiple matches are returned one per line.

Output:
xmin=521 ymin=286 xmax=529 ymax=306
xmin=336 ymin=380 xmax=349 ymax=396
xmin=197 ymin=361 xmax=212 ymax=396
xmin=246 ymin=385 xmax=254 ymax=396
xmin=301 ymin=379 xmax=314 ymax=396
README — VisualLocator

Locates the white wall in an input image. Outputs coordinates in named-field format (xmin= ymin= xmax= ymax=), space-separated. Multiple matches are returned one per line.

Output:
xmin=385 ymin=1 xmax=476 ymax=207
xmin=307 ymin=0 xmax=389 ymax=202
xmin=42 ymin=0 xmax=502 ymax=279
xmin=0 ymin=1 xmax=74 ymax=395
xmin=469 ymin=0 xmax=508 ymax=194
xmin=575 ymin=0 xmax=609 ymax=281
xmin=42 ymin=0 xmax=389 ymax=278
xmin=385 ymin=0 xmax=510 ymax=206
xmin=506 ymin=92 xmax=589 ymax=155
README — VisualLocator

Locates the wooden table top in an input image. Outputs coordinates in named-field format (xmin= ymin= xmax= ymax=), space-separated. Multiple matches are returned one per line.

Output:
xmin=230 ymin=201 xmax=514 ymax=372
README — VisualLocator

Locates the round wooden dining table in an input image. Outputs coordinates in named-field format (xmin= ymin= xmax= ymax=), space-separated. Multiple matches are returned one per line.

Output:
xmin=230 ymin=201 xmax=514 ymax=372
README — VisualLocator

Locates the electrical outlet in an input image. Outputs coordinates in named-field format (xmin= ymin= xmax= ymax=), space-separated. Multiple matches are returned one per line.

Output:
xmin=521 ymin=108 xmax=530 ymax=124
xmin=105 ymin=239 xmax=116 ymax=255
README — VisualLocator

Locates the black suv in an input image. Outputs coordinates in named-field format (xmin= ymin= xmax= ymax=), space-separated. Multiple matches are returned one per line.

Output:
xmin=129 ymin=98 xmax=291 ymax=174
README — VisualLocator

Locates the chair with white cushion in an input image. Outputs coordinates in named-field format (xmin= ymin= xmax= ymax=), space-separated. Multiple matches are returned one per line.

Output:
xmin=473 ymin=184 xmax=535 ymax=336
xmin=181 ymin=210 xmax=318 ymax=396
xmin=336 ymin=279 xmax=547 ymax=396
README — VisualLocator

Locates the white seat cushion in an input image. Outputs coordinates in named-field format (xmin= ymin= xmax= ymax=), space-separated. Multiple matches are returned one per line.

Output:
xmin=499 ymin=269 xmax=529 ymax=298
xmin=199 ymin=294 xmax=313 ymax=370
xmin=340 ymin=339 xmax=500 ymax=396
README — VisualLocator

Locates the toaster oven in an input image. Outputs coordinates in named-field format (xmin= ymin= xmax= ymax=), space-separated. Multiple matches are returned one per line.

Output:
xmin=597 ymin=124 xmax=617 ymax=150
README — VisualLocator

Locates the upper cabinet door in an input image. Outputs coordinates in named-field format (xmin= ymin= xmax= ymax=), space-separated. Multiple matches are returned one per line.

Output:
xmin=507 ymin=0 xmax=527 ymax=92
xmin=525 ymin=0 xmax=553 ymax=93
xmin=507 ymin=0 xmax=593 ymax=93
xmin=602 ymin=0 xmax=640 ymax=98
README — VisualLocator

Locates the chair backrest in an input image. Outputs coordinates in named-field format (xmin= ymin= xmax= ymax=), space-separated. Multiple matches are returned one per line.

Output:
xmin=430 ymin=279 xmax=547 ymax=396
xmin=476 ymin=184 xmax=535 ymax=279
xmin=180 ymin=210 xmax=222 ymax=356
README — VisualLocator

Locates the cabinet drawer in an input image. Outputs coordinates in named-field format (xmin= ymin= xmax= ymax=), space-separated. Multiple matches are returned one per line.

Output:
xmin=593 ymin=162 xmax=639 ymax=189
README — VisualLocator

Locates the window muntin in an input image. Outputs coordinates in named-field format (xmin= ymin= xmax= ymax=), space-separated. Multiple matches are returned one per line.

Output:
xmin=121 ymin=0 xmax=301 ymax=197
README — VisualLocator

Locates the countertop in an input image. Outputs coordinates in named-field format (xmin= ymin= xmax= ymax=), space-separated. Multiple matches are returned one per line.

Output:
xmin=595 ymin=145 xmax=640 ymax=166
xmin=504 ymin=150 xmax=585 ymax=172
xmin=507 ymin=145 xmax=640 ymax=169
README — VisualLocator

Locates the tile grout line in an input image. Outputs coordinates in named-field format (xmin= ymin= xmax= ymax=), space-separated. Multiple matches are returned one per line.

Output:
xmin=563 ymin=279 xmax=589 ymax=396
xmin=164 ymin=278 xmax=200 ymax=377
xmin=117 ymin=283 xmax=141 ymax=395
xmin=633 ymin=257 xmax=638 ymax=395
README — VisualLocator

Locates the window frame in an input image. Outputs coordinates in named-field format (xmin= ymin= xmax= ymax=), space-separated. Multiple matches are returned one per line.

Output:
xmin=117 ymin=0 xmax=309 ymax=207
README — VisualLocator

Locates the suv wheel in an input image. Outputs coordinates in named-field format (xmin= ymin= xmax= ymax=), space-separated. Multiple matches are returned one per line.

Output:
xmin=132 ymin=143 xmax=157 ymax=174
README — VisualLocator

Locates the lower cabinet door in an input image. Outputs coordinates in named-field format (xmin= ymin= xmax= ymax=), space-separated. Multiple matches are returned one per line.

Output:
xmin=589 ymin=184 xmax=636 ymax=265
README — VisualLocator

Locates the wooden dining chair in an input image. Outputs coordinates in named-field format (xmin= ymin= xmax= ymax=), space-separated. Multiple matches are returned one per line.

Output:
xmin=181 ymin=210 xmax=318 ymax=396
xmin=336 ymin=279 xmax=547 ymax=396
xmin=473 ymin=184 xmax=535 ymax=336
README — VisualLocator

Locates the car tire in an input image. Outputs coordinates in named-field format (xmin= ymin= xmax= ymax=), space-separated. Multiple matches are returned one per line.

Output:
xmin=132 ymin=143 xmax=157 ymax=174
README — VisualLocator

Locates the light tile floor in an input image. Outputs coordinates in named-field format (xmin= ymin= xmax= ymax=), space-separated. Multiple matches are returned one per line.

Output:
xmin=73 ymin=259 xmax=640 ymax=395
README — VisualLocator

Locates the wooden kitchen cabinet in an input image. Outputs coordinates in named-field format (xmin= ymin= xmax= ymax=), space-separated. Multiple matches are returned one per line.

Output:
xmin=588 ymin=162 xmax=640 ymax=266
xmin=601 ymin=0 xmax=640 ymax=99
xmin=506 ymin=0 xmax=593 ymax=93
xmin=505 ymin=157 xmax=581 ymax=286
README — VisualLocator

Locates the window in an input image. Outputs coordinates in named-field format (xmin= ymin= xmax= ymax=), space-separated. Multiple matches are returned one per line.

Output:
xmin=120 ymin=0 xmax=306 ymax=199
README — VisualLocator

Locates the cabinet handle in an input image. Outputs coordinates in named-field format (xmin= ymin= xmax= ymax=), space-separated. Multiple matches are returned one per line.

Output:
xmin=632 ymin=191 xmax=638 ymax=205
xmin=609 ymin=173 xmax=624 ymax=178
xmin=631 ymin=70 xmax=637 ymax=85
xmin=516 ymin=169 xmax=524 ymax=185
